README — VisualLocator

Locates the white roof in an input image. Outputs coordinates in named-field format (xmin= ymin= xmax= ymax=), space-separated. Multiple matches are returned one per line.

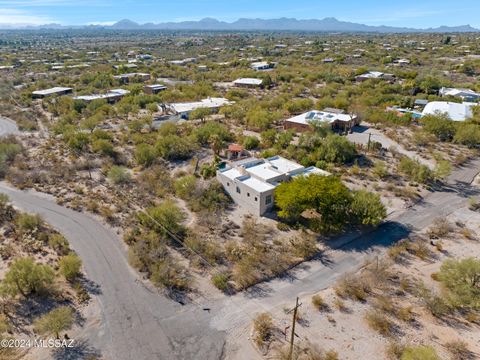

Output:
xmin=32 ymin=87 xmax=72 ymax=96
xmin=422 ymin=101 xmax=475 ymax=122
xmin=251 ymin=61 xmax=271 ymax=69
xmin=440 ymin=87 xmax=480 ymax=99
xmin=113 ymin=72 xmax=150 ymax=78
xmin=168 ymin=97 xmax=234 ymax=114
xmin=240 ymin=176 xmax=275 ymax=192
xmin=233 ymin=78 xmax=263 ymax=86
xmin=285 ymin=110 xmax=356 ymax=126
xmin=73 ymin=89 xmax=130 ymax=101
xmin=266 ymin=156 xmax=304 ymax=174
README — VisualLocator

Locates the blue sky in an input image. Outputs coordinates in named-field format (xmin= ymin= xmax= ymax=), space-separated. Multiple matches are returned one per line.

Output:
xmin=0 ymin=0 xmax=478 ymax=28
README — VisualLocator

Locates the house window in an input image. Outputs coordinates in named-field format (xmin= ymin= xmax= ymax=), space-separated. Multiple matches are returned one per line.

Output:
xmin=265 ymin=195 xmax=272 ymax=205
xmin=227 ymin=182 xmax=230 ymax=187
xmin=236 ymin=186 xmax=241 ymax=194
xmin=247 ymin=193 xmax=250 ymax=197
xmin=254 ymin=197 xmax=258 ymax=202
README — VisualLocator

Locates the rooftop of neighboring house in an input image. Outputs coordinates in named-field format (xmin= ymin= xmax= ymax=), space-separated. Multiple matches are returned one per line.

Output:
xmin=233 ymin=78 xmax=263 ymax=86
xmin=439 ymin=87 xmax=480 ymax=98
xmin=167 ymin=97 xmax=234 ymax=114
xmin=32 ymin=86 xmax=72 ymax=96
xmin=285 ymin=110 xmax=357 ymax=126
xmin=422 ymin=101 xmax=475 ymax=121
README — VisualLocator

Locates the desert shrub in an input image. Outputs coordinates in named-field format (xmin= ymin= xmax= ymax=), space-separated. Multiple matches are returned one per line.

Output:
xmin=48 ymin=234 xmax=70 ymax=255
xmin=59 ymin=253 xmax=82 ymax=282
xmin=445 ymin=340 xmax=473 ymax=360
xmin=312 ymin=294 xmax=328 ymax=311
xmin=211 ymin=271 xmax=230 ymax=292
xmin=150 ymin=258 xmax=190 ymax=291
xmin=364 ymin=311 xmax=394 ymax=336
xmin=243 ymin=136 xmax=260 ymax=150
xmin=155 ymin=135 xmax=195 ymax=161
xmin=253 ymin=313 xmax=274 ymax=346
xmin=397 ymin=157 xmax=433 ymax=183
xmin=335 ymin=273 xmax=371 ymax=301
xmin=108 ymin=165 xmax=131 ymax=184
xmin=350 ymin=190 xmax=386 ymax=226
xmin=372 ymin=161 xmax=388 ymax=179
xmin=138 ymin=200 xmax=186 ymax=239
xmin=16 ymin=213 xmax=43 ymax=232
xmin=135 ymin=143 xmax=156 ymax=167
xmin=400 ymin=345 xmax=440 ymax=360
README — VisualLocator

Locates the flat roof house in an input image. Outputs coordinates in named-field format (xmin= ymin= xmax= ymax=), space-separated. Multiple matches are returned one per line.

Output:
xmin=166 ymin=97 xmax=234 ymax=119
xmin=32 ymin=86 xmax=73 ymax=99
xmin=233 ymin=78 xmax=263 ymax=88
xmin=250 ymin=61 xmax=276 ymax=71
xmin=355 ymin=71 xmax=395 ymax=82
xmin=113 ymin=73 xmax=151 ymax=84
xmin=284 ymin=110 xmax=359 ymax=133
xmin=217 ymin=156 xmax=330 ymax=216
xmin=143 ymin=84 xmax=167 ymax=95
xmin=439 ymin=87 xmax=480 ymax=102
xmin=422 ymin=101 xmax=475 ymax=122
xmin=73 ymin=89 xmax=130 ymax=104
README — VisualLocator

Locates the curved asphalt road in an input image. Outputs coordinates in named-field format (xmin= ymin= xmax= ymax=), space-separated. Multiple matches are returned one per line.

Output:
xmin=0 ymin=116 xmax=19 ymax=136
xmin=0 ymin=183 xmax=225 ymax=360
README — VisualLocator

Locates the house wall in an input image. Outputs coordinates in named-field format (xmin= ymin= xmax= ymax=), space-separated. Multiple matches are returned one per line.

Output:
xmin=216 ymin=172 xmax=274 ymax=216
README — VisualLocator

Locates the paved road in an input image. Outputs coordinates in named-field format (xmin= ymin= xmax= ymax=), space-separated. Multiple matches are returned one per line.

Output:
xmin=210 ymin=158 xmax=480 ymax=332
xmin=0 ymin=183 xmax=225 ymax=360
xmin=0 ymin=116 xmax=19 ymax=136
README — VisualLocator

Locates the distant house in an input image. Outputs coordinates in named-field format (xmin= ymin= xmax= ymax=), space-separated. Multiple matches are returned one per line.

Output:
xmin=165 ymin=97 xmax=234 ymax=119
xmin=250 ymin=61 xmax=276 ymax=71
xmin=73 ymin=89 xmax=130 ymax=104
xmin=386 ymin=106 xmax=423 ymax=119
xmin=439 ymin=87 xmax=480 ymax=102
xmin=113 ymin=63 xmax=138 ymax=70
xmin=422 ymin=101 xmax=475 ymax=122
xmin=233 ymin=78 xmax=263 ymax=88
xmin=113 ymin=73 xmax=151 ymax=84
xmin=394 ymin=58 xmax=410 ymax=66
xmin=143 ymin=84 xmax=167 ymax=95
xmin=323 ymin=58 xmax=335 ymax=63
xmin=32 ymin=87 xmax=73 ymax=99
xmin=355 ymin=71 xmax=395 ymax=82
xmin=217 ymin=156 xmax=330 ymax=216
xmin=414 ymin=99 xmax=429 ymax=108
xmin=284 ymin=110 xmax=359 ymax=133
xmin=226 ymin=143 xmax=248 ymax=161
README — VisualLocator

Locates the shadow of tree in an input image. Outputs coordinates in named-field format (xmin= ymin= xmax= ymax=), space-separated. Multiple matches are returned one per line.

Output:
xmin=52 ymin=339 xmax=102 ymax=360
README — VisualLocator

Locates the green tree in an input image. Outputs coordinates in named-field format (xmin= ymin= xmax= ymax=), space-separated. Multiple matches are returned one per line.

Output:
xmin=243 ymin=136 xmax=260 ymax=150
xmin=350 ymin=190 xmax=386 ymax=226
xmin=34 ymin=306 xmax=74 ymax=339
xmin=1 ymin=258 xmax=55 ymax=297
xmin=275 ymin=175 xmax=352 ymax=232
xmin=59 ymin=254 xmax=82 ymax=282
xmin=155 ymin=135 xmax=195 ymax=160
xmin=315 ymin=134 xmax=356 ymax=164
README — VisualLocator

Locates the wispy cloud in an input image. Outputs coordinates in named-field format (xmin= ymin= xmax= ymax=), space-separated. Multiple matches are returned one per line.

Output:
xmin=0 ymin=8 xmax=54 ymax=24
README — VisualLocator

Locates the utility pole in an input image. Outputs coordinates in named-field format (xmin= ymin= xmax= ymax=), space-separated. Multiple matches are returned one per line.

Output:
xmin=367 ymin=132 xmax=372 ymax=153
xmin=288 ymin=297 xmax=302 ymax=360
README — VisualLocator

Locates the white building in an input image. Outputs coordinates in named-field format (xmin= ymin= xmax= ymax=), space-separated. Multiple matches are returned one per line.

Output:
xmin=32 ymin=87 xmax=73 ymax=99
xmin=250 ymin=61 xmax=275 ymax=71
xmin=217 ymin=156 xmax=330 ymax=216
xmin=232 ymin=78 xmax=263 ymax=88
xmin=439 ymin=87 xmax=480 ymax=102
xmin=422 ymin=101 xmax=475 ymax=122
xmin=73 ymin=89 xmax=130 ymax=103
xmin=166 ymin=97 xmax=234 ymax=118
xmin=355 ymin=71 xmax=395 ymax=82
xmin=284 ymin=110 xmax=358 ymax=132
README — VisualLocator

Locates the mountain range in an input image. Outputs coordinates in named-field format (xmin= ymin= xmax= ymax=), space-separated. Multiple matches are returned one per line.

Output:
xmin=1 ymin=17 xmax=479 ymax=33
